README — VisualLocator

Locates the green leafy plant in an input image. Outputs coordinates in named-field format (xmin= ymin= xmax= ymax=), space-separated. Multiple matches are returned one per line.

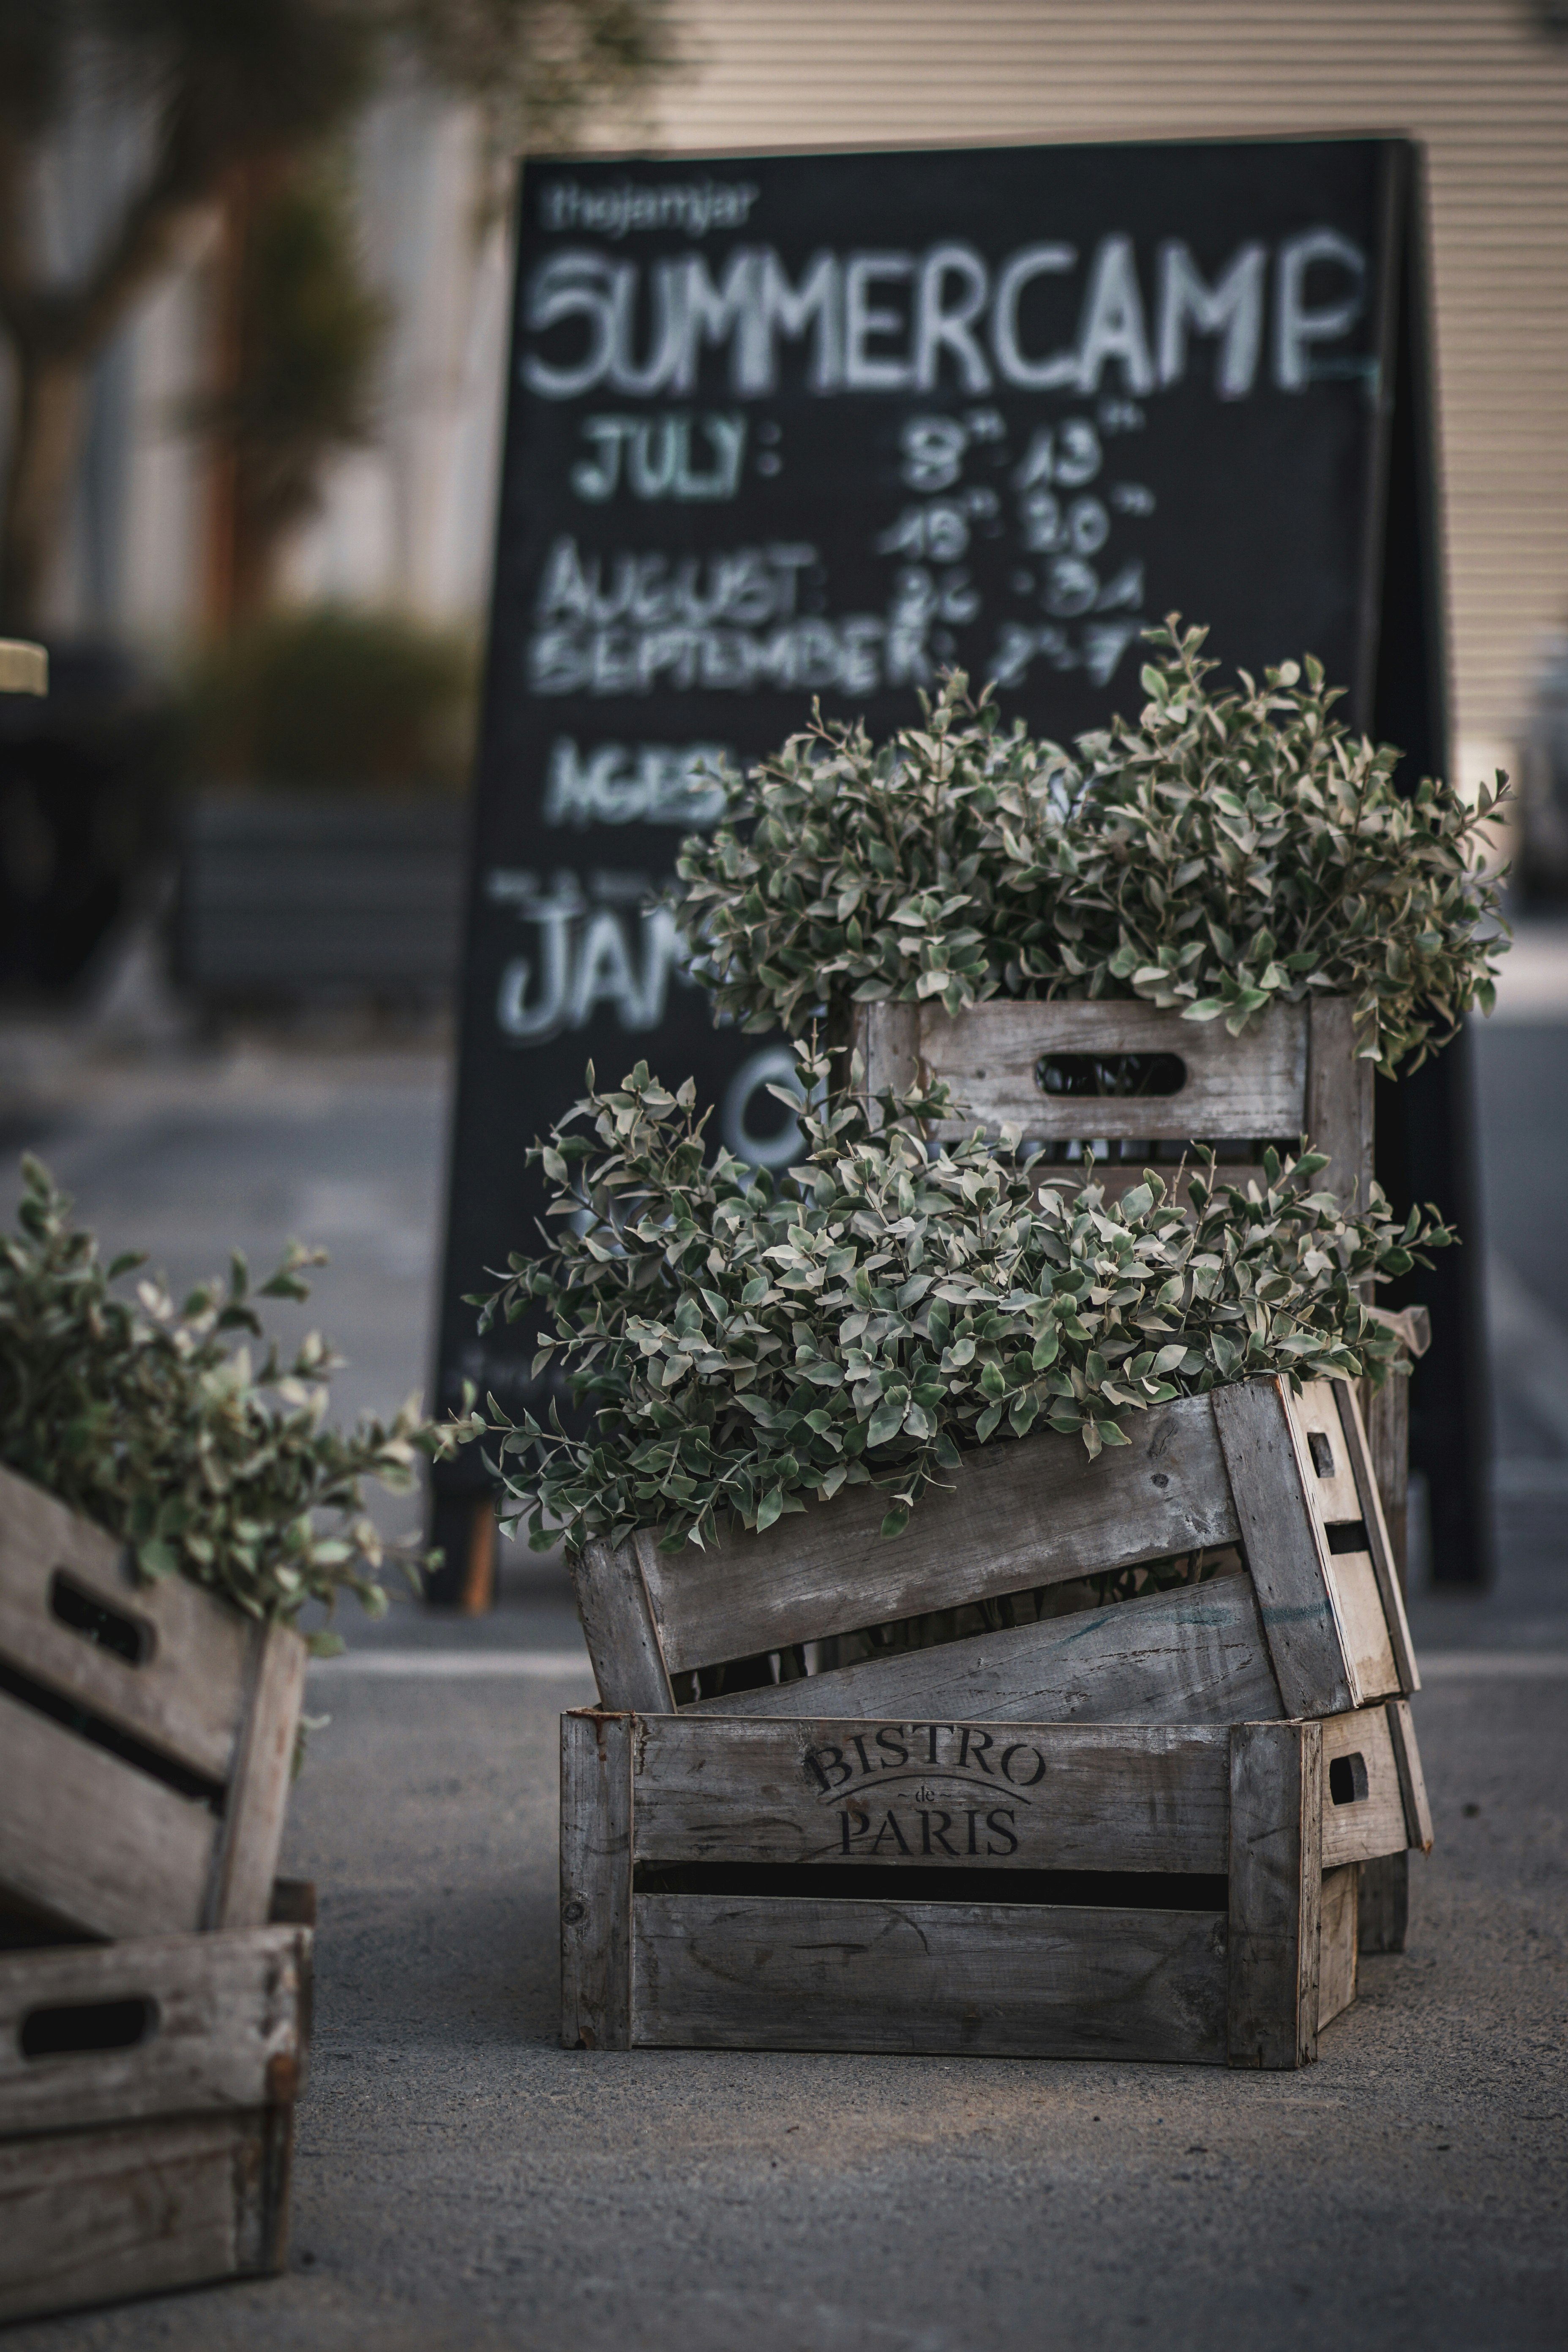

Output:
xmin=674 ymin=620 xmax=1509 ymax=1071
xmin=0 ymin=1157 xmax=456 ymax=1651
xmin=472 ymin=1045 xmax=1451 ymax=1558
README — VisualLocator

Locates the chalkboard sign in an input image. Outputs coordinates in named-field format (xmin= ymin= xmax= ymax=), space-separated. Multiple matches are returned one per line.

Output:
xmin=431 ymin=135 xmax=1486 ymax=1594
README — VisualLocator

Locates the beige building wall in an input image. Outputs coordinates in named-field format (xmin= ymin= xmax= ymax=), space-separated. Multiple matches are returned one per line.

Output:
xmin=640 ymin=0 xmax=1568 ymax=792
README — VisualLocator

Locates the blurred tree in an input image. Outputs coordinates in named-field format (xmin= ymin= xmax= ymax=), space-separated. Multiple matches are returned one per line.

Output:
xmin=0 ymin=0 xmax=674 ymax=633
xmin=196 ymin=158 xmax=391 ymax=618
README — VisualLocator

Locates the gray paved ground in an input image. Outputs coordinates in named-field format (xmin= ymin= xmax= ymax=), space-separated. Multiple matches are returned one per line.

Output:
xmin=2 ymin=971 xmax=1565 ymax=2349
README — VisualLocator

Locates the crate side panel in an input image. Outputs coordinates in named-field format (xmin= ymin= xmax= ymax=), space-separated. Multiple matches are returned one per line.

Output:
xmin=0 ymin=1464 xmax=251 ymax=1782
xmin=630 ymin=1894 xmax=1229 ymax=2061
xmin=687 ymin=1574 xmax=1283 ymax=1729
xmin=0 ymin=1698 xmax=215 ymax=1941
xmin=1320 ymin=1706 xmax=1409 ymax=1867
xmin=639 ymin=1394 xmax=1239 ymax=1675
xmin=1211 ymin=1381 xmax=1355 ymax=1719
xmin=1318 ymin=1864 xmax=1360 ymax=2031
xmin=633 ymin=1716 xmax=1230 ymax=1873
xmin=915 ymin=999 xmax=1308 ymax=1140
xmin=0 ymin=1926 xmax=308 ymax=2139
xmin=0 ymin=2112 xmax=269 ymax=2324
xmin=1323 ymin=1550 xmax=1401 ymax=1702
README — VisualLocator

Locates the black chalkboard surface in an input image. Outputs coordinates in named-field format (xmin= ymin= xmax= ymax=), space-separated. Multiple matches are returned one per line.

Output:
xmin=431 ymin=134 xmax=1487 ymax=1596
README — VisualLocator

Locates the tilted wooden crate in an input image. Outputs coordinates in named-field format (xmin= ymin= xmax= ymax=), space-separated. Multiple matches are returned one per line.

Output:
xmin=572 ymin=1374 xmax=1419 ymax=1732
xmin=0 ymin=1922 xmax=311 ymax=2324
xmin=0 ymin=1463 xmax=306 ymax=1942
xmin=562 ymin=1374 xmax=1432 ymax=2066
xmin=561 ymin=1706 xmax=1426 ymax=2066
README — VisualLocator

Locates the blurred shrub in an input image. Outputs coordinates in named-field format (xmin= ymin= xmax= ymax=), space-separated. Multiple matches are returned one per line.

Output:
xmin=183 ymin=606 xmax=478 ymax=795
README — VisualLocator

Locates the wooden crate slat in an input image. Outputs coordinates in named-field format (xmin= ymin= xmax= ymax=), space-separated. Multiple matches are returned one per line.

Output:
xmin=1304 ymin=997 xmax=1374 ymax=1212
xmin=1211 ymin=1380 xmax=1357 ymax=1719
xmin=630 ymin=1714 xmax=1231 ymax=1875
xmin=1321 ymin=1705 xmax=1411 ymax=1868
xmin=572 ymin=1539 xmax=675 ymax=1712
xmin=1227 ymin=1719 xmax=1323 ymax=2070
xmin=1317 ymin=1863 xmax=1360 ymax=2031
xmin=1333 ymin=1378 xmax=1420 ymax=1694
xmin=0 ymin=1926 xmax=309 ymax=2140
xmin=0 ymin=1463 xmax=253 ymax=1783
xmin=631 ymin=1391 xmax=1240 ymax=1683
xmin=629 ymin=1892 xmax=1230 ymax=2063
xmin=1279 ymin=1381 xmax=1402 ymax=1703
xmin=900 ymin=999 xmax=1309 ymax=1141
xmin=0 ymin=1698 xmax=215 ymax=1940
xmin=0 ymin=2111 xmax=291 ymax=2325
xmin=1387 ymin=1697 xmax=1434 ymax=1854
xmin=204 ymin=1626 xmax=309 ymax=1930
xmin=685 ymin=1572 xmax=1284 ymax=1729
xmin=560 ymin=1711 xmax=633 ymax=2051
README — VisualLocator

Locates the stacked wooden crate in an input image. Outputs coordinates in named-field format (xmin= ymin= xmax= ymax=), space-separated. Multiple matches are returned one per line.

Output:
xmin=559 ymin=995 xmax=1436 ymax=2066
xmin=0 ymin=1462 xmax=311 ymax=2321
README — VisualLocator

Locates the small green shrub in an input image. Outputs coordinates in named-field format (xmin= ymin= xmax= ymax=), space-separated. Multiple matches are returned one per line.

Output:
xmin=0 ymin=1157 xmax=456 ymax=1650
xmin=183 ymin=606 xmax=477 ymax=795
xmin=674 ymin=620 xmax=1509 ymax=1072
xmin=471 ymin=1044 xmax=1451 ymax=1558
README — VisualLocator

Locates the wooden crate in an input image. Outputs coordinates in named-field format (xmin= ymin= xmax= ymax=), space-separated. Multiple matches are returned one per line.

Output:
xmin=851 ymin=995 xmax=1370 ymax=1210
xmin=572 ymin=1373 xmax=1420 ymax=1735
xmin=562 ymin=1705 xmax=1428 ymax=2066
xmin=0 ymin=1922 xmax=310 ymax=2324
xmin=0 ymin=1463 xmax=306 ymax=1942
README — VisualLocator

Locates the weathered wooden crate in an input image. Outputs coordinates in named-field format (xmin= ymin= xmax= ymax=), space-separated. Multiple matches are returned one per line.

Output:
xmin=572 ymin=1373 xmax=1419 ymax=1735
xmin=0 ymin=1921 xmax=310 ymax=2324
xmin=0 ymin=1462 xmax=306 ymax=1942
xmin=562 ymin=1703 xmax=1429 ymax=2066
xmin=851 ymin=994 xmax=1371 ymax=1209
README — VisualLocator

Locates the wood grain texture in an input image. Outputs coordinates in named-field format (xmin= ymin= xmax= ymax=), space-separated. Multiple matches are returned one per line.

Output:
xmin=1363 ymin=1367 xmax=1410 ymax=1592
xmin=0 ymin=1696 xmax=217 ymax=1940
xmin=1333 ymin=1379 xmax=1420 ymax=1693
xmin=630 ymin=1892 xmax=1229 ymax=2062
xmin=1211 ymin=1381 xmax=1356 ymax=1719
xmin=1305 ymin=997 xmax=1374 ymax=1209
xmin=1387 ymin=1697 xmax=1434 ymax=1854
xmin=1320 ymin=1706 xmax=1409 ymax=1868
xmin=1358 ymin=1853 xmax=1410 ymax=1956
xmin=1318 ymin=1863 xmax=1360 ymax=2030
xmin=686 ymin=1574 xmax=1283 ymax=1729
xmin=206 ymin=1623 xmax=306 ymax=1931
xmin=1227 ymin=1719 xmax=1323 ymax=2071
xmin=853 ymin=1000 xmax=920 ymax=1100
xmin=0 ymin=1463 xmax=253 ymax=1782
xmin=560 ymin=1711 xmax=633 ymax=2051
xmin=572 ymin=1539 xmax=674 ymax=1712
xmin=0 ymin=1926 xmax=309 ymax=2139
xmin=633 ymin=1394 xmax=1240 ymax=1683
xmin=909 ymin=998 xmax=1308 ymax=1141
xmin=0 ymin=2110 xmax=291 ymax=2324
xmin=630 ymin=1714 xmax=1231 ymax=1874
xmin=1279 ymin=1381 xmax=1400 ymax=1703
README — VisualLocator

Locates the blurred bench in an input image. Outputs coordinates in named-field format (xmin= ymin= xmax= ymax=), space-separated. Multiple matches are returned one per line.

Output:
xmin=176 ymin=796 xmax=465 ymax=1004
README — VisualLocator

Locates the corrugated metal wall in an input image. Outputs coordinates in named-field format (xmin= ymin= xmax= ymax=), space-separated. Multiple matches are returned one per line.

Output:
xmin=636 ymin=0 xmax=1568 ymax=780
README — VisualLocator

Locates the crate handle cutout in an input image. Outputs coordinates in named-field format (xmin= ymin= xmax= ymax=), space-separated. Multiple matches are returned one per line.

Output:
xmin=48 ymin=1569 xmax=155 ymax=1667
xmin=19 ymin=1995 xmax=158 ymax=2061
xmin=1328 ymin=1752 xmax=1369 ymax=1806
xmin=1035 ymin=1051 xmax=1186 ymax=1100
xmin=0 ymin=1653 xmax=224 ymax=1810
xmin=1307 ymin=1431 xmax=1336 ymax=1478
xmin=1325 ymin=1520 xmax=1371 ymax=1555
